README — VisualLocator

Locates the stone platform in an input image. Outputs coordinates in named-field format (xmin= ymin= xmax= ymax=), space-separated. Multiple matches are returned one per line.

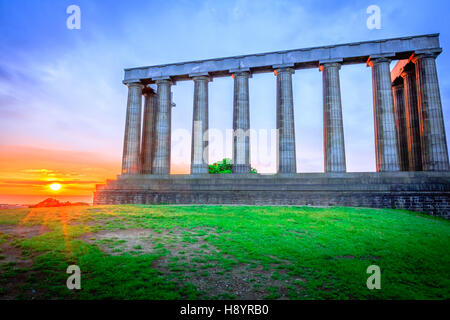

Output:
xmin=93 ymin=172 xmax=450 ymax=218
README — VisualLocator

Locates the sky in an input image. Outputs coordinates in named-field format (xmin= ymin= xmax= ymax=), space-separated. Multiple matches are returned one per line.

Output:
xmin=1 ymin=0 xmax=450 ymax=204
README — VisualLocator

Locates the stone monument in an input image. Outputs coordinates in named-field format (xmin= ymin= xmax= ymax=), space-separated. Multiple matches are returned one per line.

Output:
xmin=94 ymin=34 xmax=450 ymax=218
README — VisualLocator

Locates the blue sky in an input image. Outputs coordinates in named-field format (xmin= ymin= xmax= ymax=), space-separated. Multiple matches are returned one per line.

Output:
xmin=1 ymin=0 xmax=450 ymax=173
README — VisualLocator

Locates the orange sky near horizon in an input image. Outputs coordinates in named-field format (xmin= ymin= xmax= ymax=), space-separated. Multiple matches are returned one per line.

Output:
xmin=0 ymin=145 xmax=188 ymax=205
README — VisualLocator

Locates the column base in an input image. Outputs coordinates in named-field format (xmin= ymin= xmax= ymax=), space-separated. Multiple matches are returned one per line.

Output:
xmin=152 ymin=167 xmax=170 ymax=175
xmin=376 ymin=167 xmax=400 ymax=173
xmin=232 ymin=164 xmax=251 ymax=173
xmin=191 ymin=164 xmax=209 ymax=174
xmin=325 ymin=165 xmax=346 ymax=173
xmin=277 ymin=165 xmax=297 ymax=174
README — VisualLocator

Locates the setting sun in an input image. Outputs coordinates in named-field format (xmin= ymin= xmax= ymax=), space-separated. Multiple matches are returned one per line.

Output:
xmin=49 ymin=183 xmax=62 ymax=191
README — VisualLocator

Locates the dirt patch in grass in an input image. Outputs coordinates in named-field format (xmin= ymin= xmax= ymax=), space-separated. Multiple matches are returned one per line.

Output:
xmin=0 ymin=231 xmax=42 ymax=299
xmin=0 ymin=224 xmax=50 ymax=238
xmin=181 ymin=262 xmax=303 ymax=300
xmin=67 ymin=220 xmax=98 ymax=226
xmin=0 ymin=242 xmax=33 ymax=267
xmin=0 ymin=268 xmax=34 ymax=299
xmin=79 ymin=227 xmax=306 ymax=299
xmin=80 ymin=228 xmax=156 ymax=254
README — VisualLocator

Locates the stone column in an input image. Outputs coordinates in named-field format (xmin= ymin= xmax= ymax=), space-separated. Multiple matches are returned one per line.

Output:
xmin=140 ymin=86 xmax=157 ymax=174
xmin=401 ymin=65 xmax=422 ymax=171
xmin=191 ymin=75 xmax=210 ymax=174
xmin=320 ymin=62 xmax=346 ymax=172
xmin=232 ymin=70 xmax=251 ymax=173
xmin=412 ymin=50 xmax=449 ymax=171
xmin=275 ymin=67 xmax=297 ymax=173
xmin=152 ymin=79 xmax=173 ymax=174
xmin=392 ymin=82 xmax=409 ymax=171
xmin=121 ymin=82 xmax=144 ymax=175
xmin=368 ymin=57 xmax=400 ymax=172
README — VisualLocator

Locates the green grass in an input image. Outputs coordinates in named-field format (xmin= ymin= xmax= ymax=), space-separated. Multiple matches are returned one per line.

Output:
xmin=0 ymin=205 xmax=449 ymax=300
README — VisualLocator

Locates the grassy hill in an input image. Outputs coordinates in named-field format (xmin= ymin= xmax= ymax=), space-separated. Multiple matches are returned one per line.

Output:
xmin=0 ymin=205 xmax=448 ymax=299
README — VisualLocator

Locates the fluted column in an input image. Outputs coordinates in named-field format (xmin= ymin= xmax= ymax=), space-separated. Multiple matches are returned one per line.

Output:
xmin=392 ymin=82 xmax=409 ymax=171
xmin=232 ymin=70 xmax=251 ymax=173
xmin=121 ymin=82 xmax=144 ymax=175
xmin=152 ymin=79 xmax=173 ymax=174
xmin=191 ymin=75 xmax=210 ymax=174
xmin=320 ymin=62 xmax=346 ymax=172
xmin=141 ymin=87 xmax=157 ymax=174
xmin=275 ymin=67 xmax=297 ymax=173
xmin=368 ymin=57 xmax=400 ymax=172
xmin=401 ymin=65 xmax=422 ymax=171
xmin=412 ymin=50 xmax=449 ymax=171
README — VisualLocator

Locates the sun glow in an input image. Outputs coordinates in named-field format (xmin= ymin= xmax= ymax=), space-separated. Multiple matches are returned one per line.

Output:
xmin=49 ymin=183 xmax=62 ymax=191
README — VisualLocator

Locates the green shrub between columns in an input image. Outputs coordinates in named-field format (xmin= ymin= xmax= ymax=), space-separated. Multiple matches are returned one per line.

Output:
xmin=209 ymin=158 xmax=258 ymax=174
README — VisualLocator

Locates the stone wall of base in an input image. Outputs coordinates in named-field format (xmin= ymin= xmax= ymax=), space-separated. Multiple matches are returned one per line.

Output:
xmin=94 ymin=172 xmax=450 ymax=218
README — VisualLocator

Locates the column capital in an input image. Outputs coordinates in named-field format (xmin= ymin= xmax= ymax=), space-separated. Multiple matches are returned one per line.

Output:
xmin=366 ymin=54 xmax=395 ymax=67
xmin=123 ymin=80 xmax=144 ymax=88
xmin=189 ymin=72 xmax=212 ymax=82
xmin=191 ymin=75 xmax=211 ymax=82
xmin=273 ymin=67 xmax=294 ymax=76
xmin=155 ymin=79 xmax=173 ymax=86
xmin=230 ymin=68 xmax=251 ymax=78
xmin=153 ymin=76 xmax=174 ymax=85
xmin=411 ymin=48 xmax=442 ymax=62
xmin=318 ymin=58 xmax=343 ymax=71
xmin=319 ymin=62 xmax=342 ymax=72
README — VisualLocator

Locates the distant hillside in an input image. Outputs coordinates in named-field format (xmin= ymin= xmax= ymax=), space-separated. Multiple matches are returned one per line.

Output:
xmin=0 ymin=204 xmax=29 ymax=209
xmin=30 ymin=198 xmax=89 ymax=208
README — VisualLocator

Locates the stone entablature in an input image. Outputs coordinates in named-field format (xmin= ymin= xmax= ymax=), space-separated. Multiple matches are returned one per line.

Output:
xmin=124 ymin=34 xmax=440 ymax=84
